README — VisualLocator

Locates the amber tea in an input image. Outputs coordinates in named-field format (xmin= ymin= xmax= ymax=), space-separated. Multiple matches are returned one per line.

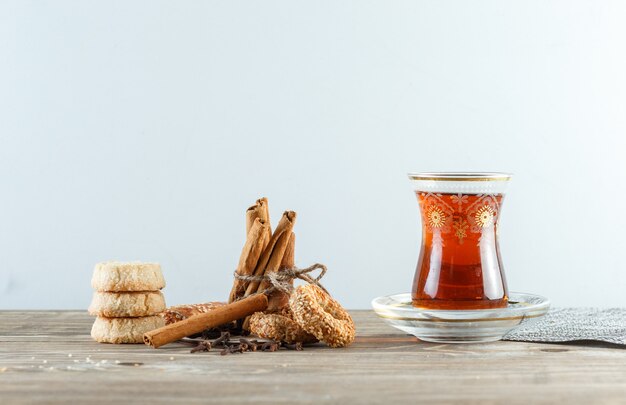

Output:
xmin=409 ymin=173 xmax=511 ymax=310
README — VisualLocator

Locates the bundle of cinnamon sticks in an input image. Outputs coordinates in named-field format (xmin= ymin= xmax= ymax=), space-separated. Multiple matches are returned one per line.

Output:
xmin=144 ymin=198 xmax=298 ymax=348
xmin=229 ymin=198 xmax=297 ymax=318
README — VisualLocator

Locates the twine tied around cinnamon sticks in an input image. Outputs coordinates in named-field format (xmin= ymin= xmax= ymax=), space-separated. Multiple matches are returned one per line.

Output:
xmin=233 ymin=263 xmax=329 ymax=296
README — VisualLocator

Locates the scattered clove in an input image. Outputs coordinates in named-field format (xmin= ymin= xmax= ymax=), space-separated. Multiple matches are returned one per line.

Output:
xmin=212 ymin=332 xmax=231 ymax=347
xmin=190 ymin=341 xmax=212 ymax=353
xmin=283 ymin=342 xmax=303 ymax=351
xmin=187 ymin=335 xmax=303 ymax=355
xmin=240 ymin=338 xmax=258 ymax=352
xmin=220 ymin=343 xmax=247 ymax=356
xmin=261 ymin=341 xmax=280 ymax=352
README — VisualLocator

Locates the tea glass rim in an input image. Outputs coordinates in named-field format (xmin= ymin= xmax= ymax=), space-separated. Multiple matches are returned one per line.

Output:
xmin=408 ymin=172 xmax=512 ymax=182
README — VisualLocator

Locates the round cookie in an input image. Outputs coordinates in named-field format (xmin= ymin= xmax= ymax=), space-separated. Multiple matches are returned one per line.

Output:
xmin=88 ymin=291 xmax=166 ymax=317
xmin=249 ymin=310 xmax=318 ymax=344
xmin=91 ymin=316 xmax=165 ymax=344
xmin=91 ymin=261 xmax=165 ymax=292
xmin=289 ymin=284 xmax=356 ymax=348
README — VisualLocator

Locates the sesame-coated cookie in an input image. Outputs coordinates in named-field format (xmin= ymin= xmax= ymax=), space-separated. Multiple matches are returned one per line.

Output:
xmin=161 ymin=302 xmax=227 ymax=325
xmin=289 ymin=284 xmax=355 ymax=348
xmin=91 ymin=261 xmax=165 ymax=292
xmin=91 ymin=316 xmax=165 ymax=344
xmin=249 ymin=310 xmax=318 ymax=344
xmin=88 ymin=291 xmax=166 ymax=317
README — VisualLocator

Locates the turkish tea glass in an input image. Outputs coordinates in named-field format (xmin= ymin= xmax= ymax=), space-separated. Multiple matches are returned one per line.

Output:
xmin=409 ymin=172 xmax=512 ymax=310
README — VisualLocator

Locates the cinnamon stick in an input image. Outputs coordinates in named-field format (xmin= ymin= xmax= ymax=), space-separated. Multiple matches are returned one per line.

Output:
xmin=267 ymin=232 xmax=295 ymax=311
xmin=246 ymin=197 xmax=271 ymax=239
xmin=241 ymin=213 xmax=296 ymax=331
xmin=243 ymin=211 xmax=296 ymax=297
xmin=228 ymin=218 xmax=270 ymax=303
xmin=144 ymin=294 xmax=268 ymax=348
xmin=258 ymin=231 xmax=293 ymax=295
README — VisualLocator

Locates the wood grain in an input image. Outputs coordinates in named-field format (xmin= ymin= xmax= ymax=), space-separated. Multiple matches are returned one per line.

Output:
xmin=0 ymin=311 xmax=625 ymax=404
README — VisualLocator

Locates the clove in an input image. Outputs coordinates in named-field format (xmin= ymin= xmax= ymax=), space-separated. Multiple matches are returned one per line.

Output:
xmin=190 ymin=341 xmax=212 ymax=353
xmin=283 ymin=342 xmax=303 ymax=351
xmin=261 ymin=341 xmax=280 ymax=352
xmin=213 ymin=332 xmax=231 ymax=347
xmin=220 ymin=343 xmax=248 ymax=356
xmin=240 ymin=338 xmax=258 ymax=352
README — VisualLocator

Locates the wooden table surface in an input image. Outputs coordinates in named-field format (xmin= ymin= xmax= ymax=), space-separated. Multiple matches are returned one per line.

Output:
xmin=1 ymin=311 xmax=625 ymax=404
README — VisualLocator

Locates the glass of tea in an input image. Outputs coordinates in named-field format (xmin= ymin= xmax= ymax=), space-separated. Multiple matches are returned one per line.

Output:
xmin=408 ymin=172 xmax=512 ymax=310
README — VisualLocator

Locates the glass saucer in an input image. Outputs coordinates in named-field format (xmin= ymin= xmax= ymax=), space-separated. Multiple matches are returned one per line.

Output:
xmin=371 ymin=292 xmax=550 ymax=343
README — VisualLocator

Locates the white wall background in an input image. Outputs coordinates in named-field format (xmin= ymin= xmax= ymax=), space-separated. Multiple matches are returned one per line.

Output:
xmin=1 ymin=1 xmax=625 ymax=310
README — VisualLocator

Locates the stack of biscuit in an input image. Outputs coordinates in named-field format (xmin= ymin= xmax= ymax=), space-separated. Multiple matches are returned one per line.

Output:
xmin=89 ymin=261 xmax=166 ymax=344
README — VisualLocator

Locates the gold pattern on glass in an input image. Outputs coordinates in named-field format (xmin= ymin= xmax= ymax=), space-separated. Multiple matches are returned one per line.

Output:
xmin=452 ymin=217 xmax=469 ymax=244
xmin=427 ymin=206 xmax=446 ymax=228
xmin=474 ymin=205 xmax=495 ymax=228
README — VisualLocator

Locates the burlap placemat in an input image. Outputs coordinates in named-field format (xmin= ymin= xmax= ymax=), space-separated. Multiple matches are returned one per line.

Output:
xmin=504 ymin=308 xmax=626 ymax=345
